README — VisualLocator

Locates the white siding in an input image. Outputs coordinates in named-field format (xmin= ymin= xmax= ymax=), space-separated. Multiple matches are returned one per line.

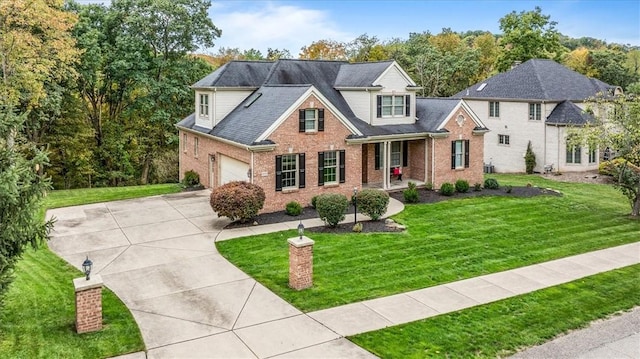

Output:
xmin=555 ymin=126 xmax=599 ymax=173
xmin=374 ymin=66 xmax=412 ymax=89
xmin=214 ymin=90 xmax=253 ymax=126
xmin=341 ymin=91 xmax=372 ymax=124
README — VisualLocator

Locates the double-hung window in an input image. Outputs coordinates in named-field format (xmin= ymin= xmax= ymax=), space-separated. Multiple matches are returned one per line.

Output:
xmin=194 ymin=137 xmax=199 ymax=158
xmin=182 ymin=134 xmax=187 ymax=152
xmin=489 ymin=101 xmax=500 ymax=117
xmin=588 ymin=144 xmax=597 ymax=164
xmin=451 ymin=140 xmax=470 ymax=169
xmin=299 ymin=108 xmax=324 ymax=133
xmin=566 ymin=139 xmax=582 ymax=164
xmin=276 ymin=153 xmax=306 ymax=190
xmin=377 ymin=95 xmax=410 ymax=117
xmin=498 ymin=134 xmax=510 ymax=145
xmin=529 ymin=103 xmax=541 ymax=121
xmin=199 ymin=94 xmax=209 ymax=117
xmin=318 ymin=150 xmax=345 ymax=186
xmin=390 ymin=141 xmax=402 ymax=167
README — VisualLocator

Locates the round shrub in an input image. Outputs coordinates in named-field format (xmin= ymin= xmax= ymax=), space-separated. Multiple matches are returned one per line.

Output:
xmin=315 ymin=193 xmax=349 ymax=227
xmin=403 ymin=181 xmax=419 ymax=203
xmin=484 ymin=178 xmax=500 ymax=189
xmin=473 ymin=182 xmax=482 ymax=191
xmin=285 ymin=201 xmax=302 ymax=216
xmin=356 ymin=189 xmax=390 ymax=221
xmin=455 ymin=179 xmax=469 ymax=193
xmin=311 ymin=195 xmax=318 ymax=208
xmin=182 ymin=170 xmax=200 ymax=187
xmin=210 ymin=181 xmax=265 ymax=223
xmin=439 ymin=182 xmax=455 ymax=196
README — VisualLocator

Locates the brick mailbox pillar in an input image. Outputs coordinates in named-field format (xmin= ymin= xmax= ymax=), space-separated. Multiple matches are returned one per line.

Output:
xmin=288 ymin=236 xmax=315 ymax=290
xmin=73 ymin=274 xmax=103 ymax=333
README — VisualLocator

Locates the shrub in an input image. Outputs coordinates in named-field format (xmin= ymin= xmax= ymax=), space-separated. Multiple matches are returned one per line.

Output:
xmin=599 ymin=158 xmax=627 ymax=176
xmin=424 ymin=182 xmax=434 ymax=191
xmin=505 ymin=185 xmax=513 ymax=193
xmin=311 ymin=195 xmax=318 ymax=208
xmin=356 ymin=189 xmax=389 ymax=221
xmin=439 ymin=182 xmax=455 ymax=196
xmin=474 ymin=182 xmax=482 ymax=191
xmin=455 ymin=179 xmax=470 ymax=193
xmin=352 ymin=222 xmax=363 ymax=233
xmin=285 ymin=201 xmax=302 ymax=216
xmin=315 ymin=193 xmax=349 ymax=227
xmin=525 ymin=141 xmax=536 ymax=174
xmin=484 ymin=178 xmax=500 ymax=189
xmin=182 ymin=170 xmax=200 ymax=187
xmin=403 ymin=181 xmax=419 ymax=203
xmin=210 ymin=181 xmax=265 ymax=223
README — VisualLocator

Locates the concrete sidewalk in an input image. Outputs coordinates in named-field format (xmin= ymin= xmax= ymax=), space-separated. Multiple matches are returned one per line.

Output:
xmin=46 ymin=190 xmax=640 ymax=358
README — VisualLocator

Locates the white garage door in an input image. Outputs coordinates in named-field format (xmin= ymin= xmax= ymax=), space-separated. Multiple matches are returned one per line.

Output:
xmin=219 ymin=155 xmax=250 ymax=185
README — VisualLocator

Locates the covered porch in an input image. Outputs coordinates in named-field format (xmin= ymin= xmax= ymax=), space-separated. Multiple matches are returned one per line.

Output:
xmin=359 ymin=138 xmax=430 ymax=191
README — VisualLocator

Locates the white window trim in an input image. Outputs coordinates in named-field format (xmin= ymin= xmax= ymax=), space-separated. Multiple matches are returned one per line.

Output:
xmin=498 ymin=134 xmax=510 ymax=145
xmin=566 ymin=143 xmax=581 ymax=164
xmin=183 ymin=134 xmax=187 ymax=153
xmin=281 ymin=154 xmax=298 ymax=189
xmin=390 ymin=141 xmax=402 ymax=167
xmin=194 ymin=137 xmax=199 ymax=158
xmin=588 ymin=145 xmax=597 ymax=164
xmin=323 ymin=151 xmax=338 ymax=185
xmin=382 ymin=95 xmax=406 ymax=117
xmin=529 ymin=103 xmax=541 ymax=121
xmin=199 ymin=94 xmax=209 ymax=117
xmin=304 ymin=108 xmax=318 ymax=133
xmin=454 ymin=140 xmax=465 ymax=169
xmin=489 ymin=101 xmax=500 ymax=118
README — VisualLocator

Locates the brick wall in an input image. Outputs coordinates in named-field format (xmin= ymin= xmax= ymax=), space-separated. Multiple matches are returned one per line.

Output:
xmin=75 ymin=286 xmax=102 ymax=333
xmin=288 ymin=238 xmax=314 ymax=290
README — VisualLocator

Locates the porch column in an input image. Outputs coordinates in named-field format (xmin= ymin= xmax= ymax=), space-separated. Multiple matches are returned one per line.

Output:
xmin=424 ymin=138 xmax=429 ymax=184
xmin=382 ymin=141 xmax=390 ymax=190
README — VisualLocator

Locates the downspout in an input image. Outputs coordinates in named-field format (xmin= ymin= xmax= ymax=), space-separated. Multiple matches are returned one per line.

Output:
xmin=431 ymin=138 xmax=436 ymax=185
xmin=424 ymin=138 xmax=428 ymax=184
xmin=557 ymin=126 xmax=560 ymax=173
xmin=250 ymin=151 xmax=254 ymax=184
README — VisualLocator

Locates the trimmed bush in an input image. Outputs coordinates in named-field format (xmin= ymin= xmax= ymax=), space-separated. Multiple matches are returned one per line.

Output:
xmin=352 ymin=222 xmax=363 ymax=233
xmin=210 ymin=181 xmax=265 ymax=223
xmin=315 ymin=193 xmax=349 ymax=227
xmin=311 ymin=195 xmax=318 ymax=208
xmin=525 ymin=140 xmax=536 ymax=174
xmin=455 ymin=179 xmax=470 ymax=193
xmin=285 ymin=201 xmax=302 ymax=216
xmin=182 ymin=170 xmax=200 ymax=187
xmin=474 ymin=182 xmax=482 ymax=191
xmin=599 ymin=158 xmax=627 ymax=176
xmin=505 ymin=185 xmax=513 ymax=193
xmin=439 ymin=182 xmax=455 ymax=196
xmin=425 ymin=182 xmax=434 ymax=191
xmin=356 ymin=189 xmax=390 ymax=221
xmin=403 ymin=181 xmax=419 ymax=203
xmin=484 ymin=178 xmax=500 ymax=189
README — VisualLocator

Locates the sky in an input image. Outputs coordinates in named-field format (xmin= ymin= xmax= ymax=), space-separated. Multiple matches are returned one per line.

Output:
xmin=77 ymin=0 xmax=640 ymax=55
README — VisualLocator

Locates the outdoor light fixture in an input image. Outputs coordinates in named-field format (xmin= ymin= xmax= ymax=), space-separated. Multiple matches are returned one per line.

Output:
xmin=353 ymin=187 xmax=358 ymax=224
xmin=297 ymin=221 xmax=304 ymax=239
xmin=82 ymin=256 xmax=93 ymax=281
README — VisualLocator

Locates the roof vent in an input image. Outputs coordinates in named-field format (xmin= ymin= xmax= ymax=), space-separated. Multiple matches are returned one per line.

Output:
xmin=511 ymin=61 xmax=522 ymax=69
xmin=477 ymin=83 xmax=487 ymax=92
xmin=244 ymin=92 xmax=262 ymax=108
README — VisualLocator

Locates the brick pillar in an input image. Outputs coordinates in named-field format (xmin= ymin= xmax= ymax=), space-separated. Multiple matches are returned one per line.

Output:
xmin=73 ymin=274 xmax=103 ymax=334
xmin=288 ymin=236 xmax=315 ymax=290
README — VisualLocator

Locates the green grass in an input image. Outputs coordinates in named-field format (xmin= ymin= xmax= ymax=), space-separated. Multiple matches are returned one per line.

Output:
xmin=216 ymin=175 xmax=640 ymax=311
xmin=1 ymin=183 xmax=182 ymax=359
xmin=350 ymin=265 xmax=640 ymax=358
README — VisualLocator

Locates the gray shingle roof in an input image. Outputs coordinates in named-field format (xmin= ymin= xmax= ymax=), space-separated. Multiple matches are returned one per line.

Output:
xmin=334 ymin=61 xmax=394 ymax=87
xmin=453 ymin=59 xmax=618 ymax=101
xmin=546 ymin=100 xmax=595 ymax=126
xmin=192 ymin=61 xmax=273 ymax=88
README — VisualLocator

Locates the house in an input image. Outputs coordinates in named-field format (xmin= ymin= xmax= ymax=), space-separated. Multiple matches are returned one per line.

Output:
xmin=177 ymin=59 xmax=488 ymax=213
xmin=453 ymin=59 xmax=622 ymax=173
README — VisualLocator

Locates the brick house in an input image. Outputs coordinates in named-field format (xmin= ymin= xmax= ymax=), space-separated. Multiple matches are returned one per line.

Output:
xmin=454 ymin=59 xmax=622 ymax=173
xmin=177 ymin=59 xmax=488 ymax=213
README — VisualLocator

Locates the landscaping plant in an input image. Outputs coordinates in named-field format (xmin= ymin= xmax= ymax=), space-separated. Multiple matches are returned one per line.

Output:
xmin=356 ymin=189 xmax=390 ymax=220
xmin=455 ymin=179 xmax=470 ymax=193
xmin=525 ymin=141 xmax=536 ymax=174
xmin=439 ymin=182 xmax=455 ymax=196
xmin=210 ymin=181 xmax=265 ymax=222
xmin=484 ymin=178 xmax=500 ymax=189
xmin=315 ymin=193 xmax=349 ymax=227
xmin=403 ymin=181 xmax=419 ymax=203
xmin=182 ymin=170 xmax=201 ymax=187
xmin=285 ymin=201 xmax=303 ymax=216
xmin=474 ymin=182 xmax=482 ymax=191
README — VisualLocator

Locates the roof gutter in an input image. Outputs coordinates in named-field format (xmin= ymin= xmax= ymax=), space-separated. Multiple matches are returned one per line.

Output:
xmin=190 ymin=86 xmax=259 ymax=91
xmin=175 ymin=124 xmax=277 ymax=152
xmin=345 ymin=132 xmax=447 ymax=144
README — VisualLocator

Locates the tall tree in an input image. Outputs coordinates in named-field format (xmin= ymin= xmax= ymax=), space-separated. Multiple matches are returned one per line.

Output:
xmin=346 ymin=33 xmax=383 ymax=62
xmin=496 ymin=7 xmax=566 ymax=71
xmin=590 ymin=49 xmax=638 ymax=90
xmin=299 ymin=39 xmax=346 ymax=60
xmin=472 ymin=32 xmax=499 ymax=81
xmin=563 ymin=47 xmax=596 ymax=77
xmin=266 ymin=48 xmax=292 ymax=60
xmin=0 ymin=0 xmax=76 ymax=307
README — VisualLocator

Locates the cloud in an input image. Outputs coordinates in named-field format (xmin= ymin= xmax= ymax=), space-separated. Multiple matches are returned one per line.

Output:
xmin=209 ymin=1 xmax=353 ymax=55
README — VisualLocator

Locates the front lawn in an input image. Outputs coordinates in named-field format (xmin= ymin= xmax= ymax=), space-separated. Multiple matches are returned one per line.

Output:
xmin=216 ymin=175 xmax=640 ymax=312
xmin=350 ymin=264 xmax=640 ymax=358
xmin=1 ymin=184 xmax=182 ymax=358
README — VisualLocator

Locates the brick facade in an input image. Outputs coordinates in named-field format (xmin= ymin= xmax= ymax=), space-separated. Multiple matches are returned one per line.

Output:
xmin=74 ymin=276 xmax=103 ymax=334
xmin=288 ymin=236 xmax=314 ymax=290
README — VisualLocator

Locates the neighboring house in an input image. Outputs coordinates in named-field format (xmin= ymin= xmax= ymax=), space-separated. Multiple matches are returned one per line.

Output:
xmin=454 ymin=59 xmax=622 ymax=173
xmin=177 ymin=59 xmax=488 ymax=213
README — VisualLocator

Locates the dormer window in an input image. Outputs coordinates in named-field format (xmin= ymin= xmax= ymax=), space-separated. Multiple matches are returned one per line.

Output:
xmin=299 ymin=108 xmax=325 ymax=133
xmin=199 ymin=94 xmax=209 ymax=117
xmin=377 ymin=95 xmax=410 ymax=118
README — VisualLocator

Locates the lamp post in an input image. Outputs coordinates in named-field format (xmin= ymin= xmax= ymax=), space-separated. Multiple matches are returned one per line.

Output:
xmin=297 ymin=221 xmax=304 ymax=239
xmin=353 ymin=187 xmax=358 ymax=224
xmin=82 ymin=256 xmax=93 ymax=280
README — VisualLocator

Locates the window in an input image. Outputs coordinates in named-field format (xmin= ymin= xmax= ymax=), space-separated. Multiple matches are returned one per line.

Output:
xmin=183 ymin=134 xmax=187 ymax=152
xmin=199 ymin=94 xmax=209 ymax=116
xmin=318 ymin=150 xmax=345 ymax=185
xmin=588 ymin=144 xmax=597 ymax=164
xmin=374 ymin=142 xmax=408 ymax=170
xmin=299 ymin=109 xmax=324 ymax=133
xmin=489 ymin=101 xmax=500 ymax=117
xmin=529 ymin=103 xmax=541 ymax=121
xmin=275 ymin=153 xmax=305 ymax=190
xmin=377 ymin=95 xmax=410 ymax=117
xmin=451 ymin=140 xmax=470 ymax=169
xmin=194 ymin=137 xmax=199 ymax=158
xmin=498 ymin=134 xmax=510 ymax=145
xmin=391 ymin=141 xmax=402 ymax=167
xmin=566 ymin=140 xmax=582 ymax=164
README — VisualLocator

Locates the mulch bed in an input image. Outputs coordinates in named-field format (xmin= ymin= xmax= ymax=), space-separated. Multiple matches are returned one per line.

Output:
xmin=224 ymin=186 xmax=561 ymax=233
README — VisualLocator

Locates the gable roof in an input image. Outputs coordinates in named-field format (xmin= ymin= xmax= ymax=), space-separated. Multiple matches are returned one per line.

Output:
xmin=334 ymin=61 xmax=394 ymax=87
xmin=453 ymin=59 xmax=619 ymax=101
xmin=192 ymin=61 xmax=273 ymax=88
xmin=546 ymin=100 xmax=595 ymax=126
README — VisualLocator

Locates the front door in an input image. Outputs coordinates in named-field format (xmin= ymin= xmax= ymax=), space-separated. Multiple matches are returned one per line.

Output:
xmin=361 ymin=144 xmax=368 ymax=184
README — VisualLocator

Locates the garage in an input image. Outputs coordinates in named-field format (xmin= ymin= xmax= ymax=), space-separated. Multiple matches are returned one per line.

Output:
xmin=219 ymin=155 xmax=250 ymax=185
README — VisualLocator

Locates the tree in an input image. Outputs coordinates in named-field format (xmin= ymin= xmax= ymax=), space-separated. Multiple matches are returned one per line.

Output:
xmin=472 ymin=32 xmax=499 ymax=81
xmin=346 ymin=33 xmax=382 ymax=62
xmin=496 ymin=7 xmax=566 ymax=71
xmin=266 ymin=48 xmax=292 ymax=60
xmin=581 ymin=95 xmax=640 ymax=217
xmin=299 ymin=39 xmax=346 ymax=60
xmin=525 ymin=141 xmax=536 ymax=174
xmin=0 ymin=0 xmax=75 ymax=307
xmin=563 ymin=47 xmax=596 ymax=77
xmin=590 ymin=50 xmax=638 ymax=90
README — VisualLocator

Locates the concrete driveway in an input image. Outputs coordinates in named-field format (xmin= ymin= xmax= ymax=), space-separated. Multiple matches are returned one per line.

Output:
xmin=48 ymin=190 xmax=375 ymax=358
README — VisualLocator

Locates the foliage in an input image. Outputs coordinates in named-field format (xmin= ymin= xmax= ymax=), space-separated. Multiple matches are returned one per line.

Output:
xmin=356 ymin=189 xmax=390 ymax=221
xmin=474 ymin=182 xmax=483 ymax=191
xmin=455 ymin=179 xmax=470 ymax=193
xmin=352 ymin=222 xmax=363 ymax=233
xmin=599 ymin=158 xmax=627 ymax=176
xmin=182 ymin=170 xmax=200 ymax=187
xmin=496 ymin=6 xmax=566 ymax=71
xmin=299 ymin=39 xmax=346 ymax=60
xmin=439 ymin=182 xmax=455 ymax=196
xmin=424 ymin=182 xmax=434 ymax=191
xmin=525 ymin=140 xmax=537 ymax=174
xmin=210 ymin=181 xmax=265 ymax=223
xmin=590 ymin=49 xmax=639 ymax=90
xmin=484 ymin=178 xmax=500 ymax=189
xmin=216 ymin=175 xmax=640 ymax=312
xmin=285 ymin=201 xmax=303 ymax=216
xmin=505 ymin=185 xmax=513 ymax=193
xmin=311 ymin=195 xmax=318 ymax=208
xmin=315 ymin=193 xmax=349 ymax=227
xmin=403 ymin=181 xmax=419 ymax=203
